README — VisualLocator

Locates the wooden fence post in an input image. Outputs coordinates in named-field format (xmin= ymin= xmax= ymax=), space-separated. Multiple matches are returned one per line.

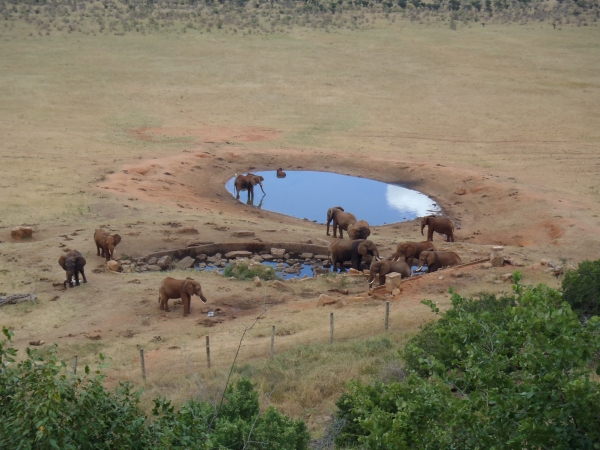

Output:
xmin=206 ymin=335 xmax=211 ymax=369
xmin=385 ymin=301 xmax=390 ymax=332
xmin=72 ymin=355 xmax=78 ymax=375
xmin=140 ymin=348 xmax=146 ymax=381
xmin=270 ymin=326 xmax=275 ymax=359
xmin=330 ymin=312 xmax=334 ymax=344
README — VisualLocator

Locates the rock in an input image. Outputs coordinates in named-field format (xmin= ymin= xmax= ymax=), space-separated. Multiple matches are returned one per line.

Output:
xmin=148 ymin=257 xmax=158 ymax=265
xmin=225 ymin=250 xmax=252 ymax=259
xmin=315 ymin=238 xmax=331 ymax=246
xmin=385 ymin=272 xmax=403 ymax=290
xmin=438 ymin=276 xmax=444 ymax=280
xmin=454 ymin=187 xmax=467 ymax=195
xmin=540 ymin=259 xmax=548 ymax=266
xmin=300 ymin=253 xmax=314 ymax=259
xmin=187 ymin=239 xmax=213 ymax=247
xmin=500 ymin=273 xmax=513 ymax=282
xmin=450 ymin=272 xmax=464 ymax=278
xmin=176 ymin=256 xmax=196 ymax=269
xmin=284 ymin=253 xmax=290 ymax=259
xmin=269 ymin=280 xmax=292 ymax=292
xmin=392 ymin=288 xmax=401 ymax=297
xmin=215 ymin=253 xmax=222 ymax=259
xmin=197 ymin=254 xmax=207 ymax=261
xmin=120 ymin=259 xmax=132 ymax=265
xmin=11 ymin=226 xmax=33 ymax=240
xmin=349 ymin=268 xmax=361 ymax=275
xmin=29 ymin=340 xmax=44 ymax=346
xmin=271 ymin=248 xmax=285 ymax=258
xmin=157 ymin=255 xmax=172 ymax=268
xmin=232 ymin=230 xmax=255 ymax=237
xmin=147 ymin=265 xmax=162 ymax=271
xmin=206 ymin=256 xmax=217 ymax=263
xmin=322 ymin=260 xmax=331 ymax=268
xmin=300 ymin=237 xmax=312 ymax=244
xmin=315 ymin=254 xmax=329 ymax=260
xmin=122 ymin=264 xmax=134 ymax=273
xmin=491 ymin=256 xmax=504 ymax=267
xmin=178 ymin=226 xmax=199 ymax=234
xmin=262 ymin=254 xmax=274 ymax=261
xmin=490 ymin=246 xmax=505 ymax=267
xmin=313 ymin=267 xmax=330 ymax=275
xmin=480 ymin=262 xmax=493 ymax=269
xmin=317 ymin=294 xmax=338 ymax=306
xmin=107 ymin=260 xmax=123 ymax=273
xmin=253 ymin=276 xmax=262 ymax=287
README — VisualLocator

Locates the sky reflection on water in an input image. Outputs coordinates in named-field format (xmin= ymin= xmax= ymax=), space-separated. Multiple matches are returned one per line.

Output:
xmin=226 ymin=171 xmax=440 ymax=226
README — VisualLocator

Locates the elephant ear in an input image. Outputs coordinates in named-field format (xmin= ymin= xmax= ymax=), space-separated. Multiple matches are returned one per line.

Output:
xmin=182 ymin=279 xmax=195 ymax=296
xmin=250 ymin=177 xmax=258 ymax=186
xmin=58 ymin=255 xmax=67 ymax=270
xmin=357 ymin=242 xmax=367 ymax=256
xmin=112 ymin=234 xmax=122 ymax=246
xmin=76 ymin=255 xmax=87 ymax=267
xmin=428 ymin=252 xmax=436 ymax=265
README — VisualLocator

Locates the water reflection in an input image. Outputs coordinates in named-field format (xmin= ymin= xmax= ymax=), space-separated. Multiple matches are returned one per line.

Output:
xmin=226 ymin=171 xmax=440 ymax=226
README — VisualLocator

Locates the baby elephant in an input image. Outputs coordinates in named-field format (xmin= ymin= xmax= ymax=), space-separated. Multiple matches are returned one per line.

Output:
xmin=276 ymin=168 xmax=286 ymax=178
xmin=159 ymin=277 xmax=208 ymax=317
xmin=368 ymin=259 xmax=411 ymax=286
xmin=416 ymin=251 xmax=462 ymax=273
xmin=58 ymin=250 xmax=87 ymax=289
xmin=94 ymin=228 xmax=122 ymax=261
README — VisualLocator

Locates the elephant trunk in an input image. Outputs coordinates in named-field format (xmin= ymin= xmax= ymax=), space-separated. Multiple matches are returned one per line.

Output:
xmin=421 ymin=224 xmax=425 ymax=236
xmin=258 ymin=183 xmax=266 ymax=194
xmin=199 ymin=292 xmax=208 ymax=303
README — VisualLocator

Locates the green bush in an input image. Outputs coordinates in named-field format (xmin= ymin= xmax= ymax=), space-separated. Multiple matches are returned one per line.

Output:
xmin=562 ymin=259 xmax=600 ymax=321
xmin=335 ymin=279 xmax=600 ymax=449
xmin=0 ymin=328 xmax=309 ymax=449
xmin=223 ymin=262 xmax=280 ymax=281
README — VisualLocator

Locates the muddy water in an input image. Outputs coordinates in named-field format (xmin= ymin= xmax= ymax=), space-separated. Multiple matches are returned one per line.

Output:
xmin=198 ymin=261 xmax=317 ymax=279
xmin=226 ymin=171 xmax=440 ymax=225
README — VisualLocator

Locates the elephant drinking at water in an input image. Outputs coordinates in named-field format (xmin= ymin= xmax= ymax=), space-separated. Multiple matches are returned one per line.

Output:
xmin=329 ymin=239 xmax=379 ymax=272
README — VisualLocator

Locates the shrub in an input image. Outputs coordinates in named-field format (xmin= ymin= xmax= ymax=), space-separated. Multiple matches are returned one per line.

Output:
xmin=0 ymin=327 xmax=309 ymax=449
xmin=223 ymin=261 xmax=280 ymax=281
xmin=335 ymin=279 xmax=600 ymax=449
xmin=562 ymin=259 xmax=600 ymax=321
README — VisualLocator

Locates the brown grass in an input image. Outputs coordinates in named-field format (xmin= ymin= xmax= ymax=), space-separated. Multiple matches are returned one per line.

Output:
xmin=0 ymin=20 xmax=599 ymax=433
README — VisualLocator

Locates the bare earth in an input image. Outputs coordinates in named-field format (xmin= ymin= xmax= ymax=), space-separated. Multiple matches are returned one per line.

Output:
xmin=1 ymin=22 xmax=599 ymax=429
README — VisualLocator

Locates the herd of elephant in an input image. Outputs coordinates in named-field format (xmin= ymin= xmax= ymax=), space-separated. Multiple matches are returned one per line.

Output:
xmin=57 ymin=228 xmax=208 ymax=317
xmin=325 ymin=206 xmax=462 ymax=286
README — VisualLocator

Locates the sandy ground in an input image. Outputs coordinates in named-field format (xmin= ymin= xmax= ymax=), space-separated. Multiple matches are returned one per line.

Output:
xmin=1 ymin=22 xmax=599 ymax=428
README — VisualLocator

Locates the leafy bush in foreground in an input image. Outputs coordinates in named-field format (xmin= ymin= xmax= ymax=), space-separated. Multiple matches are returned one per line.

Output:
xmin=563 ymin=259 xmax=600 ymax=322
xmin=0 ymin=328 xmax=309 ymax=449
xmin=335 ymin=277 xmax=600 ymax=449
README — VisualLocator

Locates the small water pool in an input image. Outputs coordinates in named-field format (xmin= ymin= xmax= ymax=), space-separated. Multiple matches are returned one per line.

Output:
xmin=226 ymin=171 xmax=440 ymax=225
xmin=197 ymin=261 xmax=318 ymax=280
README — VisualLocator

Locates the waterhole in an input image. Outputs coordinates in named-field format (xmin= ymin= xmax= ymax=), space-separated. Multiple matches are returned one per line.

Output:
xmin=226 ymin=171 xmax=440 ymax=225
xmin=197 ymin=261 xmax=321 ymax=279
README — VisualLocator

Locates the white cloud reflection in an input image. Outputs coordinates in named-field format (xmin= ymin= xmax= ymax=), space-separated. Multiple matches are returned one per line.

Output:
xmin=386 ymin=185 xmax=438 ymax=217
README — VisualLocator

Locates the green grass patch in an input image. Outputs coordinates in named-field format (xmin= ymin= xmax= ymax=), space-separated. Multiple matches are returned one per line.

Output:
xmin=223 ymin=262 xmax=280 ymax=281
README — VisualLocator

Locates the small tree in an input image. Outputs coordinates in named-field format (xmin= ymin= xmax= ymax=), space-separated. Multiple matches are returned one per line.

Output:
xmin=562 ymin=259 xmax=600 ymax=321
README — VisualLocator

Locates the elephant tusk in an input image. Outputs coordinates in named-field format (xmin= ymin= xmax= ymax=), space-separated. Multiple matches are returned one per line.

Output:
xmin=416 ymin=266 xmax=423 ymax=272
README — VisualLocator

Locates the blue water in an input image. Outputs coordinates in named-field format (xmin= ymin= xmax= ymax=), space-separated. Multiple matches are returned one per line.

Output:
xmin=226 ymin=171 xmax=440 ymax=225
xmin=197 ymin=261 xmax=315 ymax=280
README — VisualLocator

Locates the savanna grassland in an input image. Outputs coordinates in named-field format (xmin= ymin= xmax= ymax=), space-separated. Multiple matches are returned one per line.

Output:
xmin=1 ymin=0 xmax=600 ymax=437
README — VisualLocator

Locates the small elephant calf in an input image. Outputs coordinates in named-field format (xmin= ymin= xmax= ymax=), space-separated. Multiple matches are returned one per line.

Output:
xmin=94 ymin=228 xmax=122 ymax=261
xmin=58 ymin=250 xmax=87 ymax=289
xmin=159 ymin=277 xmax=208 ymax=317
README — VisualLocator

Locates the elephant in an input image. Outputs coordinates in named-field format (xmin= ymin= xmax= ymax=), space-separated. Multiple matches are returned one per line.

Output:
xmin=392 ymin=241 xmax=436 ymax=267
xmin=329 ymin=239 xmax=379 ymax=272
xmin=420 ymin=215 xmax=455 ymax=242
xmin=416 ymin=251 xmax=462 ymax=273
xmin=158 ymin=277 xmax=208 ymax=317
xmin=234 ymin=173 xmax=265 ymax=201
xmin=326 ymin=206 xmax=357 ymax=239
xmin=58 ymin=250 xmax=87 ymax=289
xmin=276 ymin=168 xmax=286 ymax=178
xmin=347 ymin=220 xmax=371 ymax=240
xmin=368 ymin=259 xmax=411 ymax=286
xmin=94 ymin=228 xmax=122 ymax=261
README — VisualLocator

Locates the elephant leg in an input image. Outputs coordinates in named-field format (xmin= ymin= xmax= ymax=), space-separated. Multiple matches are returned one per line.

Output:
xmin=81 ymin=268 xmax=87 ymax=284
xmin=332 ymin=221 xmax=338 ymax=238
xmin=428 ymin=229 xmax=434 ymax=241
xmin=163 ymin=297 xmax=171 ymax=312
xmin=96 ymin=244 xmax=101 ymax=256
xmin=407 ymin=256 xmax=414 ymax=267
xmin=182 ymin=294 xmax=190 ymax=317
xmin=159 ymin=294 xmax=165 ymax=310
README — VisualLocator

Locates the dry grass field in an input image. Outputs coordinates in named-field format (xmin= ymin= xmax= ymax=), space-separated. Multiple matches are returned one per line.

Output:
xmin=1 ymin=20 xmax=599 ymax=433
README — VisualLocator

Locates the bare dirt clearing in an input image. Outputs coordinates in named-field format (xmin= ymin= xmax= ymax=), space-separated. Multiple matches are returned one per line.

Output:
xmin=1 ymin=23 xmax=599 ymax=430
